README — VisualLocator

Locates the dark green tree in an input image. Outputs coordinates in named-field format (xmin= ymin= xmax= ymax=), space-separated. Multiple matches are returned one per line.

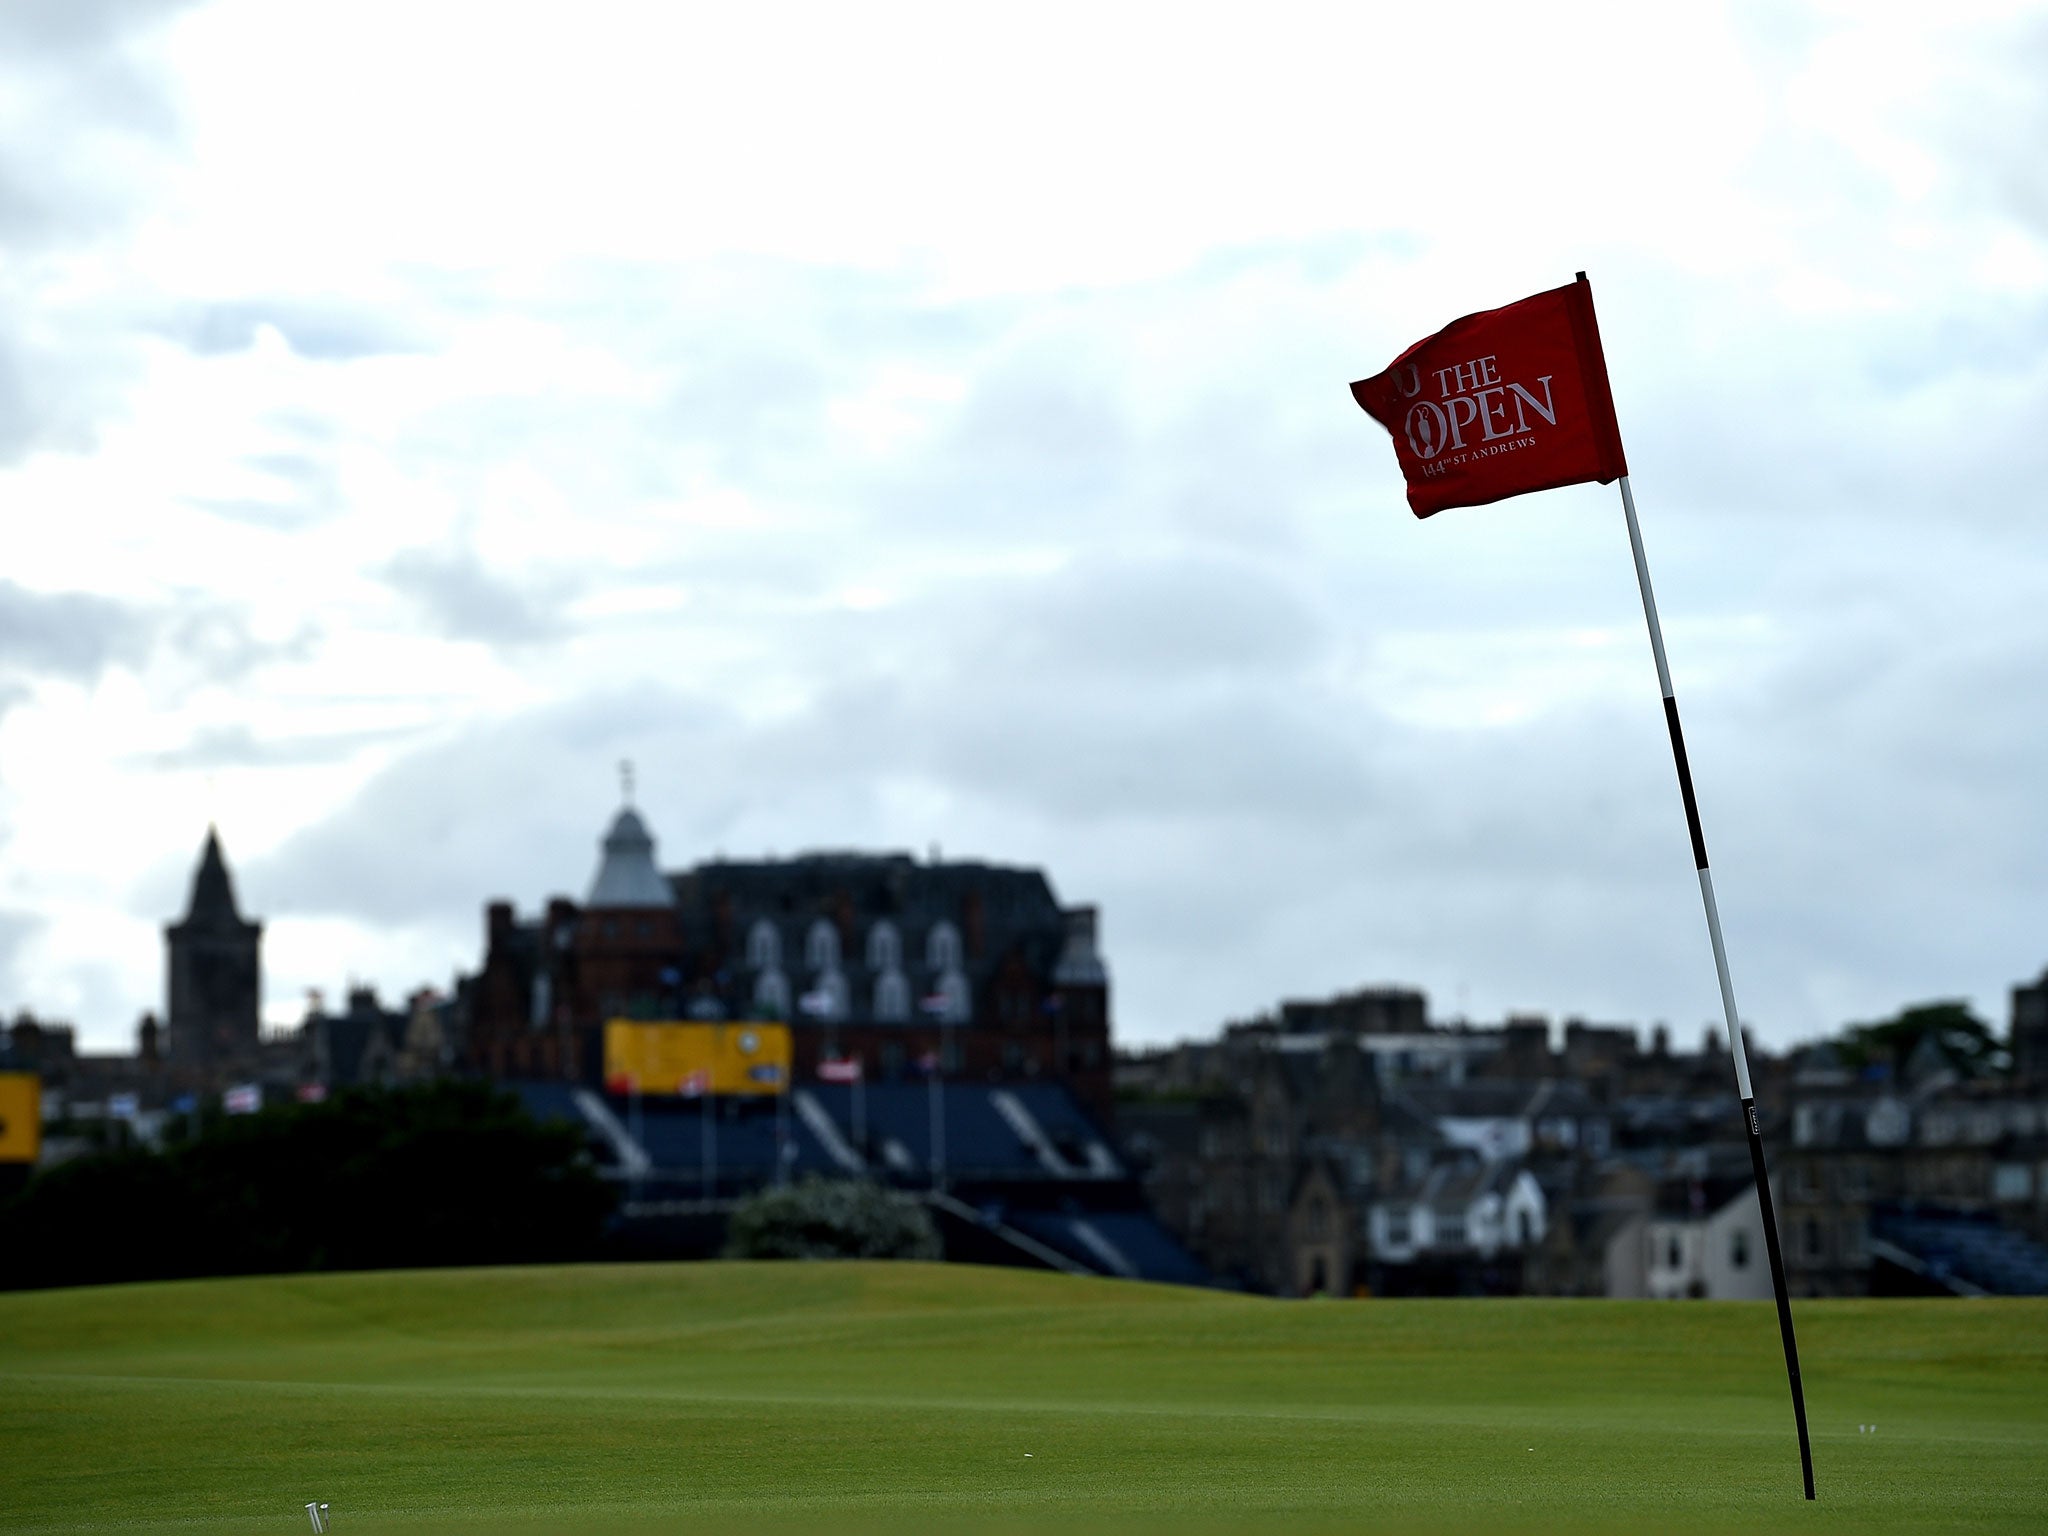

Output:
xmin=0 ymin=1081 xmax=613 ymax=1290
xmin=1836 ymin=1000 xmax=2007 ymax=1079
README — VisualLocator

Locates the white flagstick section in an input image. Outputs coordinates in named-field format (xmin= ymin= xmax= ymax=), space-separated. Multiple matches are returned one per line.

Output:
xmin=1617 ymin=474 xmax=1810 ymax=1498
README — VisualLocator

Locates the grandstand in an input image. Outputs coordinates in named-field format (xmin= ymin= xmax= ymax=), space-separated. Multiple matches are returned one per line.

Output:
xmin=509 ymin=1077 xmax=1210 ymax=1287
xmin=1869 ymin=1203 xmax=2048 ymax=1296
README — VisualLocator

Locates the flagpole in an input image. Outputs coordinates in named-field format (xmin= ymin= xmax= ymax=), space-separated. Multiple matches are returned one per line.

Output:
xmin=853 ymin=1063 xmax=866 ymax=1159
xmin=701 ymin=1087 xmax=713 ymax=1204
xmin=776 ymin=1073 xmax=791 ymax=1187
xmin=1616 ymin=471 xmax=1815 ymax=1500
xmin=928 ymin=1051 xmax=946 ymax=1193
xmin=629 ymin=1076 xmax=643 ymax=1207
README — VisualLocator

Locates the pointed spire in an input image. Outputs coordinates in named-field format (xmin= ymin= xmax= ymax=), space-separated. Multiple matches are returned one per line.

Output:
xmin=180 ymin=825 xmax=247 ymax=928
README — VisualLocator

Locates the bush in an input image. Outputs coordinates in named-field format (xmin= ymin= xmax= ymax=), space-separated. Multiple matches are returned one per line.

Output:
xmin=724 ymin=1177 xmax=940 ymax=1261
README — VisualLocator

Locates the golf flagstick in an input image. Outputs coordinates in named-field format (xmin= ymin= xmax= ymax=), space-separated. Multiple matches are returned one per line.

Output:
xmin=1350 ymin=270 xmax=1816 ymax=1499
xmin=1617 ymin=471 xmax=1815 ymax=1500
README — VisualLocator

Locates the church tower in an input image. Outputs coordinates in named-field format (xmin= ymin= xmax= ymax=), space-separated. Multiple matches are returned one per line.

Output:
xmin=166 ymin=827 xmax=263 ymax=1073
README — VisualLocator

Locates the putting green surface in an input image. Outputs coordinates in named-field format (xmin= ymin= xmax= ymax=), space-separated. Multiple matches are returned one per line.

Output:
xmin=1 ymin=1262 xmax=2042 ymax=1535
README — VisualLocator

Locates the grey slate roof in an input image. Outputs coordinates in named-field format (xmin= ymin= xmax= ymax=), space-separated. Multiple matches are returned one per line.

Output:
xmin=587 ymin=809 xmax=678 ymax=909
xmin=174 ymin=826 xmax=255 ymax=931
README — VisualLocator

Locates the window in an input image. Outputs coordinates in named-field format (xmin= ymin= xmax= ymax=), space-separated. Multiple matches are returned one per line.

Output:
xmin=866 ymin=921 xmax=902 ymax=973
xmin=1730 ymin=1229 xmax=1750 ymax=1269
xmin=873 ymin=971 xmax=910 ymax=1022
xmin=1306 ymin=1196 xmax=1329 ymax=1242
xmin=1803 ymin=1218 xmax=1825 ymax=1264
xmin=805 ymin=919 xmax=840 ymax=973
xmin=808 ymin=972 xmax=848 ymax=1021
xmin=1842 ymin=1219 xmax=1868 ymax=1262
xmin=932 ymin=970 xmax=971 ymax=1024
xmin=1993 ymin=1163 xmax=2033 ymax=1202
xmin=746 ymin=920 xmax=781 ymax=971
xmin=1668 ymin=1235 xmax=1683 ymax=1269
xmin=926 ymin=921 xmax=963 ymax=972
xmin=753 ymin=969 xmax=790 ymax=1019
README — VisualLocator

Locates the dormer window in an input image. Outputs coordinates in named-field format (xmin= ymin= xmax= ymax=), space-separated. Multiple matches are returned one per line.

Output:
xmin=926 ymin=921 xmax=962 ymax=973
xmin=873 ymin=970 xmax=910 ymax=1022
xmin=806 ymin=918 xmax=841 ymax=973
xmin=867 ymin=920 xmax=902 ymax=973
xmin=747 ymin=919 xmax=781 ymax=971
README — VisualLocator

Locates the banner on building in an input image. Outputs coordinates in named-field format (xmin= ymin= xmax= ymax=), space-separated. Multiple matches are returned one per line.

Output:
xmin=0 ymin=1072 xmax=40 ymax=1163
xmin=603 ymin=1021 xmax=790 ymax=1097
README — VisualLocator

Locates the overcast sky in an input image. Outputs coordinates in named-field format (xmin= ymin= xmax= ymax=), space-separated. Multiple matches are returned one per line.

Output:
xmin=3 ymin=0 xmax=2045 ymax=1057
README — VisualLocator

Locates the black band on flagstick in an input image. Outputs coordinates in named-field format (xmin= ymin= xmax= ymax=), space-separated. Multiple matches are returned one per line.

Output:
xmin=1661 ymin=696 xmax=1710 ymax=871
xmin=1744 ymin=1096 xmax=1816 ymax=1498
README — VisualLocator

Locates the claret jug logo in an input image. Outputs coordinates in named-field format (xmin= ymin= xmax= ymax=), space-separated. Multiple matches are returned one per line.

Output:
xmin=1391 ymin=353 xmax=1558 ymax=475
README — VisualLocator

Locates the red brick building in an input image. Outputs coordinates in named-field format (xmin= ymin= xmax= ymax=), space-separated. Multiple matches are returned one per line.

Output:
xmin=459 ymin=801 xmax=1114 ymax=1118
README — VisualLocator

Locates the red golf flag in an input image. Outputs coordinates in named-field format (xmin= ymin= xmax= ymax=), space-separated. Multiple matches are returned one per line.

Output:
xmin=1351 ymin=274 xmax=1628 ymax=518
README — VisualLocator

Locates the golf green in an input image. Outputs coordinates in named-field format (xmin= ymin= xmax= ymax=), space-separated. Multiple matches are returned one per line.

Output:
xmin=1 ymin=1262 xmax=2042 ymax=1534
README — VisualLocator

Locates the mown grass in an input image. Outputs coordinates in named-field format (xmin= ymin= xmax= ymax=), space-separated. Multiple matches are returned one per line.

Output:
xmin=1 ymin=1262 xmax=2043 ymax=1534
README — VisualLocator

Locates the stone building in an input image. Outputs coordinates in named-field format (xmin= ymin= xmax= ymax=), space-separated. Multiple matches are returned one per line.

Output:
xmin=164 ymin=827 xmax=263 ymax=1076
xmin=460 ymin=798 xmax=1115 ymax=1118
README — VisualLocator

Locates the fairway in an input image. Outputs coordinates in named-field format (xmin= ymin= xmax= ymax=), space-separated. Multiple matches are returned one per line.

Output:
xmin=1 ymin=1263 xmax=2043 ymax=1535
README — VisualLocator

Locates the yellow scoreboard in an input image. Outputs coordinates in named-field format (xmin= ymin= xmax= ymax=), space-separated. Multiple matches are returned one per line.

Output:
xmin=602 ymin=1021 xmax=790 ymax=1096
xmin=0 ymin=1072 xmax=41 ymax=1164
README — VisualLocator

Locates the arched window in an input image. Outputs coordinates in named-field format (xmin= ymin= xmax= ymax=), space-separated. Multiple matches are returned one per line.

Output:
xmin=753 ymin=969 xmax=791 ymax=1020
xmin=801 ymin=971 xmax=848 ymax=1021
xmin=926 ymin=921 xmax=962 ymax=973
xmin=867 ymin=921 xmax=902 ymax=973
xmin=747 ymin=919 xmax=781 ymax=971
xmin=934 ymin=969 xmax=971 ymax=1024
xmin=806 ymin=918 xmax=840 ymax=973
xmin=873 ymin=970 xmax=910 ymax=1022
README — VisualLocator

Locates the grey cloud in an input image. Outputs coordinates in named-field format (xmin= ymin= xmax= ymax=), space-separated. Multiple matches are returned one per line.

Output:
xmin=0 ymin=0 xmax=195 ymax=470
xmin=231 ymin=529 xmax=2048 ymax=1054
xmin=0 ymin=313 xmax=131 ymax=464
xmin=247 ymin=685 xmax=738 ymax=927
xmin=0 ymin=582 xmax=316 ymax=706
xmin=952 ymin=555 xmax=1330 ymax=684
xmin=159 ymin=607 xmax=319 ymax=682
xmin=131 ymin=721 xmax=427 ymax=773
xmin=380 ymin=546 xmax=577 ymax=648
xmin=174 ymin=300 xmax=422 ymax=362
xmin=192 ymin=497 xmax=330 ymax=531
xmin=0 ymin=908 xmax=42 ymax=1013
xmin=0 ymin=0 xmax=202 ymax=59
xmin=0 ymin=580 xmax=152 ymax=680
xmin=0 ymin=0 xmax=196 ymax=249
xmin=1926 ymin=16 xmax=2048 ymax=236
xmin=188 ymin=443 xmax=344 ymax=529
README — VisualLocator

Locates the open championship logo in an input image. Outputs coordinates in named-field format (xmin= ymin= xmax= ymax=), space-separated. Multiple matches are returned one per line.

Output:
xmin=1390 ymin=355 xmax=1559 ymax=462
